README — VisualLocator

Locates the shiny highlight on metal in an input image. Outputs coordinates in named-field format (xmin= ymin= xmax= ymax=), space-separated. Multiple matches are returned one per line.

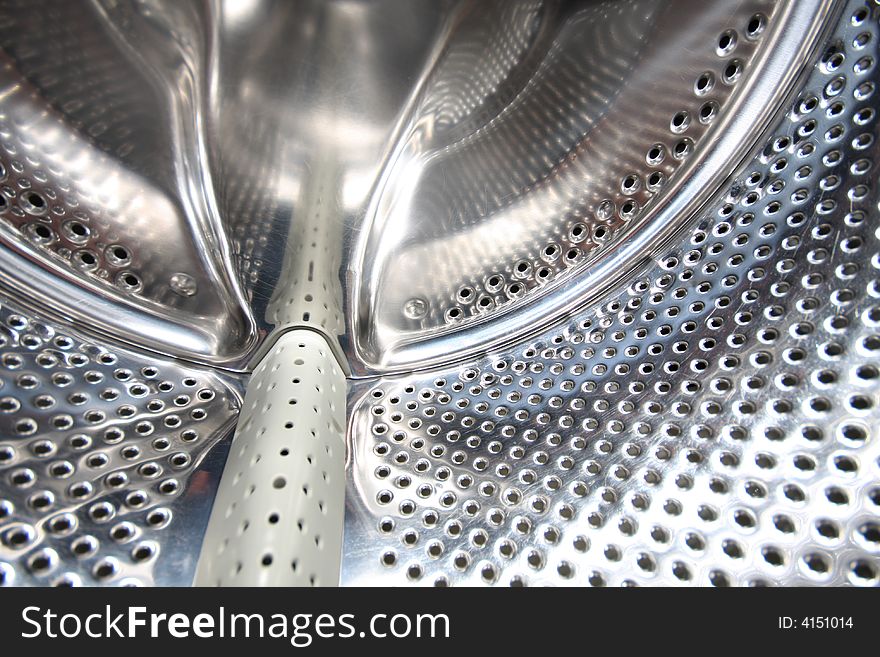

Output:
xmin=0 ymin=0 xmax=878 ymax=587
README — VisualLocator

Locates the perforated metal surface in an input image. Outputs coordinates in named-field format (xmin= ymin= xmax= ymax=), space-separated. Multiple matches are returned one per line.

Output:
xmin=341 ymin=1 xmax=880 ymax=587
xmin=348 ymin=0 xmax=830 ymax=373
xmin=0 ymin=0 xmax=257 ymax=367
xmin=0 ymin=294 xmax=242 ymax=587
xmin=1 ymin=0 xmax=879 ymax=588
xmin=367 ymin=0 xmax=779 ymax=331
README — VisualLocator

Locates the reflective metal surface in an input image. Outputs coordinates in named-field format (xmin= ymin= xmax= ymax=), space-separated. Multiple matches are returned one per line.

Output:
xmin=0 ymin=0 xmax=831 ymax=374
xmin=0 ymin=292 xmax=242 ymax=586
xmin=350 ymin=0 xmax=831 ymax=373
xmin=1 ymin=0 xmax=879 ymax=587
xmin=0 ymin=0 xmax=451 ymax=369
xmin=343 ymin=0 xmax=880 ymax=586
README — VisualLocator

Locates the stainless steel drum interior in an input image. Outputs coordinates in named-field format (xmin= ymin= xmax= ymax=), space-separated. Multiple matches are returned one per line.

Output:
xmin=0 ymin=0 xmax=879 ymax=587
